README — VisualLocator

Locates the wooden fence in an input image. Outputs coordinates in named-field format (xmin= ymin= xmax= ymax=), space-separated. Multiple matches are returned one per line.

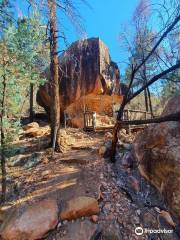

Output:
xmin=83 ymin=109 xmax=153 ymax=132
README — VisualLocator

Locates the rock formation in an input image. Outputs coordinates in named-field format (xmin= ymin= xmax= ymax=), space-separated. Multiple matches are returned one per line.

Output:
xmin=37 ymin=38 xmax=122 ymax=121
xmin=134 ymin=93 xmax=180 ymax=219
xmin=0 ymin=199 xmax=59 ymax=240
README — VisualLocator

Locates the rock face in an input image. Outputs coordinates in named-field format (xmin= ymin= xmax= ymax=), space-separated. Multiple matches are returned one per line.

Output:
xmin=0 ymin=199 xmax=59 ymax=240
xmin=60 ymin=196 xmax=99 ymax=220
xmin=37 ymin=38 xmax=122 ymax=120
xmin=134 ymin=93 xmax=180 ymax=219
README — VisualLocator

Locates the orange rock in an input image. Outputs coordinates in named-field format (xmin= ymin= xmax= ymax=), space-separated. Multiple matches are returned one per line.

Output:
xmin=0 ymin=199 xmax=59 ymax=240
xmin=23 ymin=122 xmax=39 ymax=131
xmin=25 ymin=126 xmax=50 ymax=138
xmin=60 ymin=196 xmax=99 ymax=221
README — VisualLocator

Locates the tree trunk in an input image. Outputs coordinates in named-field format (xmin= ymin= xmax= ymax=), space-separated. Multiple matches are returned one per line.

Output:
xmin=48 ymin=0 xmax=60 ymax=151
xmin=29 ymin=83 xmax=34 ymax=122
xmin=111 ymin=123 xmax=121 ymax=162
xmin=0 ymin=73 xmax=7 ymax=202
xmin=147 ymin=87 xmax=154 ymax=117
xmin=144 ymin=88 xmax=149 ymax=112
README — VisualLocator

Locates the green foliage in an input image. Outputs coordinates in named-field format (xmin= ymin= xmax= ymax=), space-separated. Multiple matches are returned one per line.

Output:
xmin=0 ymin=0 xmax=13 ymax=35
xmin=0 ymin=10 xmax=49 ymax=149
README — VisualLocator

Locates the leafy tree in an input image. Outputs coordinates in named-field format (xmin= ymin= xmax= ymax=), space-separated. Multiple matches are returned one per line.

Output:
xmin=0 ymin=11 xmax=48 ymax=201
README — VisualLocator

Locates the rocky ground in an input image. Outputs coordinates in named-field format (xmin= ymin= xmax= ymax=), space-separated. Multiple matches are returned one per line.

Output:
xmin=0 ymin=122 xmax=179 ymax=240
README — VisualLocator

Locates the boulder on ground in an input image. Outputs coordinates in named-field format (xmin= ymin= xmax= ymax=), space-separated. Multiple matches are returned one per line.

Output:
xmin=134 ymin=93 xmax=180 ymax=218
xmin=37 ymin=38 xmax=122 ymax=120
xmin=23 ymin=122 xmax=39 ymax=131
xmin=24 ymin=125 xmax=50 ymax=138
xmin=0 ymin=199 xmax=59 ymax=240
xmin=60 ymin=196 xmax=99 ymax=221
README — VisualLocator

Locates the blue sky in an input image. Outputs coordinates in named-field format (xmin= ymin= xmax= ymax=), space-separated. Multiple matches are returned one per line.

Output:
xmin=63 ymin=0 xmax=139 ymax=66
xmin=16 ymin=0 xmax=139 ymax=74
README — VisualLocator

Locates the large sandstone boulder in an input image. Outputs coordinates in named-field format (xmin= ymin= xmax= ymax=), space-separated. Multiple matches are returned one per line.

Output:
xmin=0 ymin=199 xmax=59 ymax=240
xmin=37 ymin=38 xmax=122 ymax=119
xmin=134 ymin=93 xmax=180 ymax=219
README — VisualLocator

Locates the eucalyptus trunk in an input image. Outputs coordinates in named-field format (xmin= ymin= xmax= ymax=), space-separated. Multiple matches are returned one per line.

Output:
xmin=0 ymin=68 xmax=7 ymax=202
xmin=48 ymin=0 xmax=60 ymax=151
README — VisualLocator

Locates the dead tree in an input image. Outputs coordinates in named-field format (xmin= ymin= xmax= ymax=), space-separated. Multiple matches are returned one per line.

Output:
xmin=48 ymin=0 xmax=60 ymax=152
xmin=111 ymin=12 xmax=180 ymax=161
xmin=0 ymin=50 xmax=7 ymax=202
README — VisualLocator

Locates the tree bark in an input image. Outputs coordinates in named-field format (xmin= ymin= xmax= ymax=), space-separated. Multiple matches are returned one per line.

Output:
xmin=29 ymin=83 xmax=34 ymax=122
xmin=48 ymin=0 xmax=60 ymax=151
xmin=0 ymin=72 xmax=7 ymax=202
xmin=144 ymin=88 xmax=149 ymax=112
xmin=147 ymin=86 xmax=153 ymax=117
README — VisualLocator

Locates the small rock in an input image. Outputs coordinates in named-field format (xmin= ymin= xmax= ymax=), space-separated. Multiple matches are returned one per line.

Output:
xmin=41 ymin=170 xmax=51 ymax=177
xmin=136 ymin=209 xmax=141 ymax=216
xmin=57 ymin=222 xmax=62 ymax=228
xmin=90 ymin=215 xmax=98 ymax=223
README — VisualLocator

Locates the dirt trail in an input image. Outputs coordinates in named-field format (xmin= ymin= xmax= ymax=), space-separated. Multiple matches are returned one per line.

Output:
xmin=2 ymin=127 xmax=179 ymax=240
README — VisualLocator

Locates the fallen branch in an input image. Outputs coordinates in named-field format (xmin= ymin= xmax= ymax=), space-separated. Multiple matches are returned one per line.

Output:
xmin=120 ymin=111 xmax=180 ymax=126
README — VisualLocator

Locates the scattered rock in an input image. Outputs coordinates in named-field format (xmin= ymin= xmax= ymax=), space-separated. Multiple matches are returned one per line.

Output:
xmin=90 ymin=215 xmax=99 ymax=223
xmin=60 ymin=196 xmax=99 ymax=221
xmin=60 ymin=219 xmax=98 ymax=240
xmin=0 ymin=199 xmax=59 ymax=240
